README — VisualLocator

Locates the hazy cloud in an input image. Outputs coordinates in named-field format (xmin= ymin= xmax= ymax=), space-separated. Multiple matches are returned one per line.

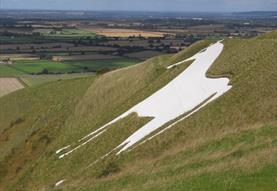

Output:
xmin=1 ymin=0 xmax=276 ymax=11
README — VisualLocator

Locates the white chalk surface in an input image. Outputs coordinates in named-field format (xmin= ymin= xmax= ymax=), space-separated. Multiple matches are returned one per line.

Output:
xmin=57 ymin=41 xmax=231 ymax=158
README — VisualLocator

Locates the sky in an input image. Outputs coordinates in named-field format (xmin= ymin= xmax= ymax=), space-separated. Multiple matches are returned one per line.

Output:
xmin=1 ymin=0 xmax=277 ymax=12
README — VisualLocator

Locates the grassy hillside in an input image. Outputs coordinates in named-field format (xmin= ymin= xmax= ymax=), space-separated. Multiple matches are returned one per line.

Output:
xmin=62 ymin=58 xmax=141 ymax=72
xmin=0 ymin=34 xmax=276 ymax=191
xmin=256 ymin=30 xmax=277 ymax=40
xmin=0 ymin=65 xmax=27 ymax=77
xmin=20 ymin=73 xmax=94 ymax=87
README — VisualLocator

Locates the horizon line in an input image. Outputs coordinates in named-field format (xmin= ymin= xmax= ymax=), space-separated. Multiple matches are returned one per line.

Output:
xmin=0 ymin=8 xmax=276 ymax=14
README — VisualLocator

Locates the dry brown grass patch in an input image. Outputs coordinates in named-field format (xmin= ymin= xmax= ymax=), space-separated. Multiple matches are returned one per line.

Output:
xmin=0 ymin=78 xmax=24 ymax=98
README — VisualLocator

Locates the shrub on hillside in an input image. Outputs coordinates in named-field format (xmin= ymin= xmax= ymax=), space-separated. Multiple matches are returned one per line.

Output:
xmin=98 ymin=160 xmax=120 ymax=178
xmin=41 ymin=68 xmax=49 ymax=74
xmin=9 ymin=118 xmax=25 ymax=128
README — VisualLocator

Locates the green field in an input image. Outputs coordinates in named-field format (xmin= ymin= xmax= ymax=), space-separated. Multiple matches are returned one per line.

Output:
xmin=63 ymin=59 xmax=141 ymax=71
xmin=0 ymin=29 xmax=96 ymax=44
xmin=0 ymin=32 xmax=276 ymax=190
xmin=0 ymin=65 xmax=27 ymax=77
xmin=0 ymin=59 xmax=141 ymax=76
xmin=13 ymin=60 xmax=80 ymax=74
xmin=21 ymin=73 xmax=95 ymax=87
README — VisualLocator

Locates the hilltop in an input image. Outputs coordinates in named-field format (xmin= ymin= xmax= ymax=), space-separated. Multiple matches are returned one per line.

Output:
xmin=0 ymin=32 xmax=276 ymax=191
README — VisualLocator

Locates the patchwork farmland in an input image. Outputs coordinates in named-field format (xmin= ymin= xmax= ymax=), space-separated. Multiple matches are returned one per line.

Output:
xmin=81 ymin=27 xmax=171 ymax=37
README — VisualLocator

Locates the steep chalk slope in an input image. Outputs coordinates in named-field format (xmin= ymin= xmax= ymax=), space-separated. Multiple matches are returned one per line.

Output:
xmin=1 ymin=35 xmax=276 ymax=191
xmin=0 ymin=78 xmax=24 ymax=98
xmin=58 ymin=41 xmax=231 ymax=158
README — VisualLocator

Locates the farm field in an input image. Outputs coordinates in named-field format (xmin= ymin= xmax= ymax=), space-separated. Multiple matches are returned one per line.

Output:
xmin=0 ymin=33 xmax=93 ymax=44
xmin=39 ymin=29 xmax=97 ymax=37
xmin=52 ymin=54 xmax=121 ymax=61
xmin=0 ymin=78 xmax=24 ymax=97
xmin=0 ymin=54 xmax=39 ymax=61
xmin=125 ymin=50 xmax=165 ymax=59
xmin=63 ymin=58 xmax=141 ymax=71
xmin=0 ymin=43 xmax=74 ymax=51
xmin=1 ymin=46 xmax=117 ymax=54
xmin=0 ymin=58 xmax=141 ymax=76
xmin=12 ymin=60 xmax=80 ymax=74
xmin=81 ymin=27 xmax=171 ymax=37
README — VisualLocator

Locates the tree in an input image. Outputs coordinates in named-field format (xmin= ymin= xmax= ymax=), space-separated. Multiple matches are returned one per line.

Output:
xmin=41 ymin=68 xmax=49 ymax=74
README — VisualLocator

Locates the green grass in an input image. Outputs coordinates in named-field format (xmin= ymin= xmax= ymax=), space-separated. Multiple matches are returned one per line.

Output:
xmin=256 ymin=30 xmax=277 ymax=40
xmin=0 ymin=77 xmax=95 ymax=190
xmin=0 ymin=29 xmax=96 ymax=44
xmin=157 ymin=165 xmax=277 ymax=191
xmin=21 ymin=73 xmax=95 ymax=87
xmin=13 ymin=60 xmax=80 ymax=74
xmin=62 ymin=59 xmax=141 ymax=72
xmin=0 ymin=65 xmax=27 ymax=77
xmin=0 ymin=41 xmax=198 ymax=190
xmin=71 ymin=124 xmax=276 ymax=191
xmin=0 ymin=34 xmax=276 ymax=190
xmin=0 ymin=59 xmax=141 ymax=76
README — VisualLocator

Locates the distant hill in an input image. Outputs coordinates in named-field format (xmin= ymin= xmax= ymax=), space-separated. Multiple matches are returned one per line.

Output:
xmin=0 ymin=31 xmax=276 ymax=191
xmin=233 ymin=11 xmax=277 ymax=18
xmin=1 ymin=10 xmax=276 ymax=20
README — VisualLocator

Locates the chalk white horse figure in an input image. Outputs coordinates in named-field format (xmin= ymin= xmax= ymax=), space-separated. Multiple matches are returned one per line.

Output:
xmin=58 ymin=41 xmax=231 ymax=158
